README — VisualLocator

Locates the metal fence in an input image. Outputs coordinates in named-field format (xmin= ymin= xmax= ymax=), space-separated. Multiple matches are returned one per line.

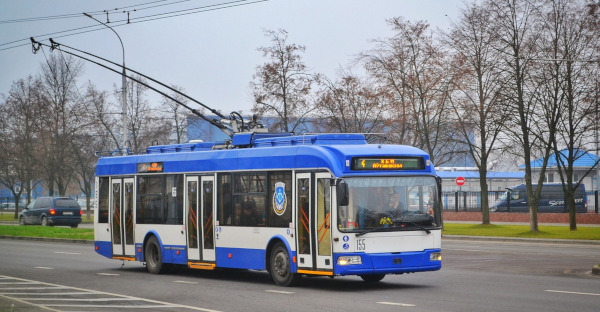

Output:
xmin=442 ymin=191 xmax=600 ymax=213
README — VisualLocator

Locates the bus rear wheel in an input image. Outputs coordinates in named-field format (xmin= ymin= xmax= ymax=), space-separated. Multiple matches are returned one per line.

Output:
xmin=269 ymin=243 xmax=299 ymax=286
xmin=145 ymin=236 xmax=167 ymax=274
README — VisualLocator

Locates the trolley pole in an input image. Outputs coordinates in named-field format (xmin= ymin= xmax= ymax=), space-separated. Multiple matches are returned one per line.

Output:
xmin=84 ymin=13 xmax=128 ymax=155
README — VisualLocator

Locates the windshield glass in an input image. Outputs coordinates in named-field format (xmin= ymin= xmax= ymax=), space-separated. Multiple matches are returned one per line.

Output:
xmin=337 ymin=176 xmax=441 ymax=232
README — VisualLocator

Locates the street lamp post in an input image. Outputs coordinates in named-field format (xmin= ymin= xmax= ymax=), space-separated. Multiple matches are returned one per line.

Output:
xmin=84 ymin=12 xmax=128 ymax=155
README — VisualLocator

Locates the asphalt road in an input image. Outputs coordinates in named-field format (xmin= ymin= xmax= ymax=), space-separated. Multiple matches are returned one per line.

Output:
xmin=0 ymin=238 xmax=598 ymax=312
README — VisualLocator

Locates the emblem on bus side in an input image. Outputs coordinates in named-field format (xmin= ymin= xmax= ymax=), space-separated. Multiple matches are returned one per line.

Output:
xmin=273 ymin=182 xmax=287 ymax=216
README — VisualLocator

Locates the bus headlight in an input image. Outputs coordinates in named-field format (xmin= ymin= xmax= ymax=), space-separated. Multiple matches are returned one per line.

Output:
xmin=430 ymin=252 xmax=442 ymax=261
xmin=337 ymin=256 xmax=362 ymax=265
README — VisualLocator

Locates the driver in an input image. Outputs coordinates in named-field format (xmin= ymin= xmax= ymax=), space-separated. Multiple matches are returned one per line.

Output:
xmin=387 ymin=192 xmax=406 ymax=217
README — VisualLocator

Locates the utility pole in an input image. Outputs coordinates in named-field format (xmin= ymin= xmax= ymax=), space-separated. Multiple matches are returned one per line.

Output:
xmin=84 ymin=12 xmax=128 ymax=155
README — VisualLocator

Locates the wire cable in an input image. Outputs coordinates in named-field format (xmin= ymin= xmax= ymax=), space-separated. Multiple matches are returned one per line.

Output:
xmin=0 ymin=0 xmax=268 ymax=52
xmin=0 ymin=0 xmax=168 ymax=24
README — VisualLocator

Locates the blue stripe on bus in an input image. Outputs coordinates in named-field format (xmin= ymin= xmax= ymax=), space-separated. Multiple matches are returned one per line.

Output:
xmin=334 ymin=249 xmax=442 ymax=276
xmin=216 ymin=247 xmax=267 ymax=270
xmin=95 ymin=241 xmax=112 ymax=259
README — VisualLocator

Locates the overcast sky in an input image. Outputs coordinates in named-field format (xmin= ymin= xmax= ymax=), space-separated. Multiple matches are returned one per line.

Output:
xmin=0 ymin=0 xmax=463 ymax=115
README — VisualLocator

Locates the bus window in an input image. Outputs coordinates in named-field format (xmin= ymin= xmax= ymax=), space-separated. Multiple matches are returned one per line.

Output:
xmin=98 ymin=177 xmax=110 ymax=223
xmin=136 ymin=175 xmax=183 ymax=225
xmin=317 ymin=178 xmax=331 ymax=256
xmin=267 ymin=171 xmax=292 ymax=227
xmin=232 ymin=173 xmax=266 ymax=227
xmin=217 ymin=174 xmax=232 ymax=225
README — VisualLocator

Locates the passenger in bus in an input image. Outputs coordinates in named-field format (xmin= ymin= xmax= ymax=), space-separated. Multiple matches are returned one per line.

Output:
xmin=222 ymin=183 xmax=233 ymax=225
xmin=240 ymin=197 xmax=258 ymax=226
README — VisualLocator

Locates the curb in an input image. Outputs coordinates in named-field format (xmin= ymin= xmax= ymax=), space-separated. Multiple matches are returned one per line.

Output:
xmin=443 ymin=235 xmax=600 ymax=245
xmin=0 ymin=235 xmax=93 ymax=244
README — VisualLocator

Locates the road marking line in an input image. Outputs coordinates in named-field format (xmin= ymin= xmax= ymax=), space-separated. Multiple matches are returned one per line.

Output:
xmin=53 ymin=251 xmax=80 ymax=255
xmin=34 ymin=266 xmax=54 ymax=270
xmin=265 ymin=290 xmax=294 ymax=294
xmin=377 ymin=301 xmax=416 ymax=307
xmin=17 ymin=298 xmax=139 ymax=302
xmin=45 ymin=304 xmax=182 ymax=308
xmin=0 ymin=286 xmax=67 ymax=290
xmin=0 ymin=292 xmax=92 ymax=296
xmin=0 ymin=294 xmax=60 ymax=312
xmin=546 ymin=290 xmax=600 ymax=296
xmin=44 ymin=304 xmax=181 ymax=310
xmin=97 ymin=273 xmax=120 ymax=276
xmin=173 ymin=280 xmax=198 ymax=284
xmin=0 ymin=274 xmax=222 ymax=312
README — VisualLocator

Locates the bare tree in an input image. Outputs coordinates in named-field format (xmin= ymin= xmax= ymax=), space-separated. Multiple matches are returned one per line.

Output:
xmin=251 ymin=29 xmax=315 ymax=133
xmin=537 ymin=0 xmax=600 ymax=230
xmin=360 ymin=18 xmax=458 ymax=166
xmin=313 ymin=70 xmax=388 ymax=141
xmin=444 ymin=2 xmax=511 ymax=224
xmin=0 ymin=76 xmax=45 ymax=218
xmin=489 ymin=0 xmax=555 ymax=232
xmin=38 ymin=54 xmax=85 ymax=196
xmin=124 ymin=75 xmax=171 ymax=153
xmin=161 ymin=85 xmax=191 ymax=144
xmin=89 ymin=84 xmax=122 ymax=151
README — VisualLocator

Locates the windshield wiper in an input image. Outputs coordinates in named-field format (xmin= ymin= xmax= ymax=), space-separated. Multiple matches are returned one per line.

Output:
xmin=356 ymin=226 xmax=395 ymax=237
xmin=395 ymin=220 xmax=431 ymax=234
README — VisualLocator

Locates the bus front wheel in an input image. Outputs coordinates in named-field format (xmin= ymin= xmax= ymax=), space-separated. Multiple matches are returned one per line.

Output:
xmin=269 ymin=243 xmax=299 ymax=286
xmin=360 ymin=273 xmax=385 ymax=283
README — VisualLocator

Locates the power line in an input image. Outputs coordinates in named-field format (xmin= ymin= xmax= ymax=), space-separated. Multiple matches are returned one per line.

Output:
xmin=0 ymin=0 xmax=169 ymax=24
xmin=0 ymin=0 xmax=268 ymax=52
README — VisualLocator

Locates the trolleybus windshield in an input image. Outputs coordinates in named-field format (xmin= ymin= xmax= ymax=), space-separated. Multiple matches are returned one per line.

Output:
xmin=337 ymin=176 xmax=441 ymax=232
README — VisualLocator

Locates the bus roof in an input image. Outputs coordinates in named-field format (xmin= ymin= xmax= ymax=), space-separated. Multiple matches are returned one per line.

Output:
xmin=95 ymin=133 xmax=435 ymax=177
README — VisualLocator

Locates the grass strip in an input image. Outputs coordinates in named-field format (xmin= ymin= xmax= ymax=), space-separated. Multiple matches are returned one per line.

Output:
xmin=0 ymin=213 xmax=94 ymax=223
xmin=0 ymin=225 xmax=93 ymax=240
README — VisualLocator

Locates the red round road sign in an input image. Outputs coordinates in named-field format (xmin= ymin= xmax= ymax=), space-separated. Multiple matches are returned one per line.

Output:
xmin=455 ymin=177 xmax=465 ymax=186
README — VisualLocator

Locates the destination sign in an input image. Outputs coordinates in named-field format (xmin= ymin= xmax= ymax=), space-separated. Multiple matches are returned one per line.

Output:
xmin=351 ymin=157 xmax=424 ymax=171
xmin=137 ymin=162 xmax=164 ymax=173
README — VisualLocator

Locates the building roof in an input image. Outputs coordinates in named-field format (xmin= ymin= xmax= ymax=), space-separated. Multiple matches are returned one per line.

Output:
xmin=521 ymin=149 xmax=600 ymax=169
xmin=436 ymin=170 xmax=524 ymax=179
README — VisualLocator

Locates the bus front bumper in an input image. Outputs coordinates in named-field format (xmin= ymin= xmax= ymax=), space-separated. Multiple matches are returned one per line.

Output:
xmin=333 ymin=249 xmax=442 ymax=276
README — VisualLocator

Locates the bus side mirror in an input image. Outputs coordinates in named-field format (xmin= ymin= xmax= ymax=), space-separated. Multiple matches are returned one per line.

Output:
xmin=337 ymin=181 xmax=349 ymax=206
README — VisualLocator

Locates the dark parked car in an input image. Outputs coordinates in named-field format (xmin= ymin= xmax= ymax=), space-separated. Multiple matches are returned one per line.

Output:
xmin=19 ymin=197 xmax=82 ymax=228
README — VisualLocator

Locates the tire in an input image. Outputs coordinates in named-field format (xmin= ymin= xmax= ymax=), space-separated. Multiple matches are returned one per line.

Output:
xmin=70 ymin=224 xmax=78 ymax=228
xmin=41 ymin=216 xmax=48 ymax=226
xmin=19 ymin=216 xmax=26 ymax=226
xmin=360 ymin=274 xmax=386 ymax=283
xmin=269 ymin=242 xmax=299 ymax=286
xmin=145 ymin=236 xmax=166 ymax=274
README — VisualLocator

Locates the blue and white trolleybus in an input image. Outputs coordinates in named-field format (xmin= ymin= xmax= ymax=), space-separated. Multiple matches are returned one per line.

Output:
xmin=94 ymin=133 xmax=442 ymax=286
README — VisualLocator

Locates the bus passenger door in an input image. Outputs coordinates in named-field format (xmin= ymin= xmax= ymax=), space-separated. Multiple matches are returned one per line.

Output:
xmin=296 ymin=173 xmax=313 ymax=268
xmin=315 ymin=173 xmax=333 ymax=270
xmin=186 ymin=176 xmax=200 ymax=261
xmin=123 ymin=178 xmax=135 ymax=256
xmin=200 ymin=176 xmax=215 ymax=262
xmin=111 ymin=178 xmax=135 ymax=257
